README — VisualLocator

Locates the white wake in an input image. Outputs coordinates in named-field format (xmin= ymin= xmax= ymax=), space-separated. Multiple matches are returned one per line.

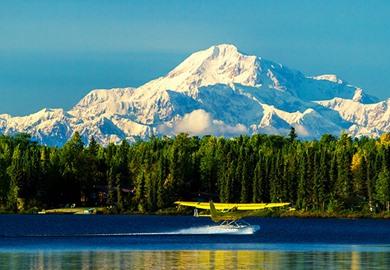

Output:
xmin=172 ymin=225 xmax=260 ymax=235
xmin=24 ymin=225 xmax=260 ymax=237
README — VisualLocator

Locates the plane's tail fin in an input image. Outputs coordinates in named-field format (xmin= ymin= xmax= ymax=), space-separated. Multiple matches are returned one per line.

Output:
xmin=209 ymin=201 xmax=219 ymax=221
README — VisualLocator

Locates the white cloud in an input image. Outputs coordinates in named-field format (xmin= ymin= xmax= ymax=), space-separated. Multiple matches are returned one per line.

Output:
xmin=211 ymin=119 xmax=247 ymax=136
xmin=158 ymin=109 xmax=248 ymax=137
xmin=294 ymin=124 xmax=310 ymax=137
xmin=174 ymin=109 xmax=212 ymax=135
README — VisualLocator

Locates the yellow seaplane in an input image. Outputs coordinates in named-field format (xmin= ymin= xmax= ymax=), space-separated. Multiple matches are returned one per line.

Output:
xmin=175 ymin=201 xmax=290 ymax=233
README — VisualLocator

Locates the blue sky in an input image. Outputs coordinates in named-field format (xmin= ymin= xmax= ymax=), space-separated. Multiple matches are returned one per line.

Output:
xmin=1 ymin=1 xmax=389 ymax=116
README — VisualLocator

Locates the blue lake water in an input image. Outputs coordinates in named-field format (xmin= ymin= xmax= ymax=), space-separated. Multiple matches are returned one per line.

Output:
xmin=1 ymin=215 xmax=389 ymax=269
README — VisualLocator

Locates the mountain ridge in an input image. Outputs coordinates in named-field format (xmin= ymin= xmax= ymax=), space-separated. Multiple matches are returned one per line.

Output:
xmin=0 ymin=44 xmax=388 ymax=146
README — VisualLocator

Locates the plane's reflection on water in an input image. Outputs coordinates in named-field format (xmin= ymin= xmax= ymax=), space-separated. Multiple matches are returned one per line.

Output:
xmin=2 ymin=249 xmax=389 ymax=269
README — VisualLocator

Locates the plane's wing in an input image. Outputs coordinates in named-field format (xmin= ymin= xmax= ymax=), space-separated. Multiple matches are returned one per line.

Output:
xmin=174 ymin=201 xmax=211 ymax=210
xmin=175 ymin=201 xmax=290 ymax=210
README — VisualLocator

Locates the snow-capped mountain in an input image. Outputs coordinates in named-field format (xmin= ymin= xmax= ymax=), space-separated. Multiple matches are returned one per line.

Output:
xmin=0 ymin=44 xmax=388 ymax=146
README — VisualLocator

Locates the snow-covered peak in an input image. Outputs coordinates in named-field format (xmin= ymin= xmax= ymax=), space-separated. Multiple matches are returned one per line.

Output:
xmin=73 ymin=88 xmax=135 ymax=109
xmin=0 ymin=113 xmax=12 ymax=120
xmin=0 ymin=44 xmax=388 ymax=146
xmin=317 ymin=97 xmax=389 ymax=125
xmin=311 ymin=74 xmax=344 ymax=84
xmin=170 ymin=44 xmax=259 ymax=87
xmin=176 ymin=44 xmax=244 ymax=68
xmin=23 ymin=108 xmax=69 ymax=121
xmin=69 ymin=87 xmax=138 ymax=119
xmin=201 ymin=44 xmax=241 ymax=59
xmin=139 ymin=44 xmax=260 ymax=97
xmin=353 ymin=88 xmax=364 ymax=102
xmin=351 ymin=88 xmax=379 ymax=104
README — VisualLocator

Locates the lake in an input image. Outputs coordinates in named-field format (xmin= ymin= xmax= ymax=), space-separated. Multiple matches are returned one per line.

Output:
xmin=1 ymin=215 xmax=389 ymax=269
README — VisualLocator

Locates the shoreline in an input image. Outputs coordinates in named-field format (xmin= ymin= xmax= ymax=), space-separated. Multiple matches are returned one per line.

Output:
xmin=1 ymin=207 xmax=389 ymax=219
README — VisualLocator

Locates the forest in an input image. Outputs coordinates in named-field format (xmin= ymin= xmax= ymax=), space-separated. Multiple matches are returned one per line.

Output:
xmin=0 ymin=129 xmax=389 ymax=217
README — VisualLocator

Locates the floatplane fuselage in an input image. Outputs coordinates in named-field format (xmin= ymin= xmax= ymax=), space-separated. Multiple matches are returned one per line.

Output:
xmin=175 ymin=201 xmax=290 ymax=233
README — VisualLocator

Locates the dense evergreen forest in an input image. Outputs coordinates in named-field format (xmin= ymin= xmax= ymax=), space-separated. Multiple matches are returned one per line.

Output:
xmin=0 ymin=129 xmax=389 ymax=216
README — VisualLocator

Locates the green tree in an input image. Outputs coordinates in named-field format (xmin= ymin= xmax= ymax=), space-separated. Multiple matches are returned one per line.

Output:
xmin=6 ymin=146 xmax=24 ymax=211
xmin=288 ymin=126 xmax=298 ymax=142
xmin=0 ymin=143 xmax=11 ymax=207
xmin=60 ymin=131 xmax=87 ymax=204
xmin=199 ymin=136 xmax=219 ymax=194
xmin=157 ymin=152 xmax=169 ymax=209
xmin=375 ymin=166 xmax=390 ymax=211
xmin=252 ymin=154 xmax=267 ymax=202
xmin=87 ymin=136 xmax=99 ymax=157
xmin=297 ymin=148 xmax=310 ymax=210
